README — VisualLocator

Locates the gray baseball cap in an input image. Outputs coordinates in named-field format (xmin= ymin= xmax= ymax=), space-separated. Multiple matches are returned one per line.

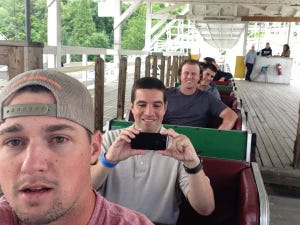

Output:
xmin=0 ymin=69 xmax=95 ymax=132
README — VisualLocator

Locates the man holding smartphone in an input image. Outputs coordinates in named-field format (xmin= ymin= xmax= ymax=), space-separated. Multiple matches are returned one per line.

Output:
xmin=91 ymin=77 xmax=215 ymax=225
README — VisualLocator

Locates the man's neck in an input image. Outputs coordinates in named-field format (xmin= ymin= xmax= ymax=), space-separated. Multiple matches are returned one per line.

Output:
xmin=180 ymin=86 xmax=197 ymax=95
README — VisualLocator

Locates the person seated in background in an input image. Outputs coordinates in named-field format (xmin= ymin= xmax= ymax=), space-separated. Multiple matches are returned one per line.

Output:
xmin=198 ymin=63 xmax=221 ymax=100
xmin=281 ymin=44 xmax=290 ymax=57
xmin=91 ymin=77 xmax=215 ymax=225
xmin=202 ymin=57 xmax=221 ymax=70
xmin=203 ymin=57 xmax=233 ymax=81
xmin=163 ymin=59 xmax=237 ymax=129
xmin=0 ymin=69 xmax=154 ymax=225
xmin=259 ymin=42 xmax=272 ymax=56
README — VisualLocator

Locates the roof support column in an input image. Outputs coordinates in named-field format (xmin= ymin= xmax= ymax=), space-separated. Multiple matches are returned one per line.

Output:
xmin=144 ymin=2 xmax=152 ymax=52
xmin=113 ymin=0 xmax=121 ymax=76
xmin=47 ymin=0 xmax=61 ymax=68
xmin=25 ymin=0 xmax=31 ymax=42
xmin=243 ymin=23 xmax=248 ymax=55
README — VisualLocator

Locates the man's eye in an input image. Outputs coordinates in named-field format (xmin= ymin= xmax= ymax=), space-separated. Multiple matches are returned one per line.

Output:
xmin=53 ymin=136 xmax=67 ymax=143
xmin=6 ymin=139 xmax=22 ymax=147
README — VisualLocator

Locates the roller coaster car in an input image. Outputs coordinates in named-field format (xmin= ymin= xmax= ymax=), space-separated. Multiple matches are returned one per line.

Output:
xmin=220 ymin=95 xmax=238 ymax=111
xmin=213 ymin=80 xmax=234 ymax=86
xmin=218 ymin=89 xmax=235 ymax=97
xmin=177 ymin=157 xmax=269 ymax=225
xmin=106 ymin=119 xmax=269 ymax=225
xmin=207 ymin=108 xmax=244 ymax=131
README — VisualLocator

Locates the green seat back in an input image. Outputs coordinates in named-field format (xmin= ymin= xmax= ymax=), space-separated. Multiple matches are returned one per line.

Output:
xmin=217 ymin=85 xmax=236 ymax=91
xmin=107 ymin=120 xmax=249 ymax=161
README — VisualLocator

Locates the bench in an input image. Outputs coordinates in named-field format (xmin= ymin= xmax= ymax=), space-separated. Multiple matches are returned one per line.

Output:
xmin=106 ymin=119 xmax=252 ymax=162
xmin=218 ymin=89 xmax=235 ymax=97
xmin=176 ymin=157 xmax=269 ymax=225
xmin=213 ymin=80 xmax=234 ymax=86
xmin=106 ymin=120 xmax=268 ymax=224
xmin=207 ymin=108 xmax=246 ymax=131
xmin=221 ymin=94 xmax=238 ymax=111
xmin=217 ymin=85 xmax=236 ymax=91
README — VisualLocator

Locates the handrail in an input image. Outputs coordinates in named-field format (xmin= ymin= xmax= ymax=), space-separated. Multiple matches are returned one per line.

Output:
xmin=251 ymin=162 xmax=270 ymax=225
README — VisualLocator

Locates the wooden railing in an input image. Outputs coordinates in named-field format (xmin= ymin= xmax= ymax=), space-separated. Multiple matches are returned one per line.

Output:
xmin=94 ymin=54 xmax=188 ymax=132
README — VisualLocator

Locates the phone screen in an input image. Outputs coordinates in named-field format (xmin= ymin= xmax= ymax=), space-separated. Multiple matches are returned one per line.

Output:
xmin=131 ymin=132 xmax=167 ymax=150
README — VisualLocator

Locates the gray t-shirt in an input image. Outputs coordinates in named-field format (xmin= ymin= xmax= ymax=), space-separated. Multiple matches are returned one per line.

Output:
xmin=99 ymin=129 xmax=189 ymax=225
xmin=163 ymin=87 xmax=227 ymax=127
xmin=204 ymin=83 xmax=221 ymax=100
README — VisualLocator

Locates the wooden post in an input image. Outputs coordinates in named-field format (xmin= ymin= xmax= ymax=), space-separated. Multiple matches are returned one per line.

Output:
xmin=134 ymin=57 xmax=141 ymax=81
xmin=152 ymin=56 xmax=158 ymax=78
xmin=0 ymin=41 xmax=43 ymax=79
xmin=145 ymin=55 xmax=151 ymax=77
xmin=166 ymin=56 xmax=171 ymax=87
xmin=94 ymin=57 xmax=105 ymax=132
xmin=171 ymin=56 xmax=179 ymax=86
xmin=117 ymin=57 xmax=127 ymax=120
xmin=160 ymin=56 xmax=166 ymax=84
xmin=293 ymin=103 xmax=300 ymax=168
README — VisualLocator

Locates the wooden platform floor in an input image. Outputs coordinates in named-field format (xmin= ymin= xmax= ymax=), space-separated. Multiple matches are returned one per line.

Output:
xmin=234 ymin=79 xmax=300 ymax=190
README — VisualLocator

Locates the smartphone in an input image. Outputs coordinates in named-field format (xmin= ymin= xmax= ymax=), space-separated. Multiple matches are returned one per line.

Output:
xmin=131 ymin=132 xmax=168 ymax=150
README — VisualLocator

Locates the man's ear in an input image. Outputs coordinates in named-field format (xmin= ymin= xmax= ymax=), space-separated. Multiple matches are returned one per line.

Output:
xmin=130 ymin=102 xmax=133 ymax=111
xmin=90 ymin=130 xmax=102 ymax=165
xmin=164 ymin=101 xmax=168 ymax=113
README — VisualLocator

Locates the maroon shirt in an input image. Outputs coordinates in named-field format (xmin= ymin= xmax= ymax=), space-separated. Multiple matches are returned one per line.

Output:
xmin=0 ymin=191 xmax=153 ymax=225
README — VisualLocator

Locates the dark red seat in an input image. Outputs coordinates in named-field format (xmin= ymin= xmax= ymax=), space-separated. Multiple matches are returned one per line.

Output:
xmin=213 ymin=80 xmax=233 ymax=86
xmin=176 ymin=157 xmax=259 ymax=225
xmin=207 ymin=109 xmax=242 ymax=131
xmin=218 ymin=89 xmax=235 ymax=97
xmin=221 ymin=95 xmax=238 ymax=111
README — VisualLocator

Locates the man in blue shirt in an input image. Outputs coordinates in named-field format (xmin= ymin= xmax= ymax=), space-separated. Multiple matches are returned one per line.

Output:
xmin=244 ymin=45 xmax=257 ymax=81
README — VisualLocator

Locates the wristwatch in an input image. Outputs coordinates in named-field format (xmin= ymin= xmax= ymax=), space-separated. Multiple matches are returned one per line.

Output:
xmin=183 ymin=159 xmax=203 ymax=174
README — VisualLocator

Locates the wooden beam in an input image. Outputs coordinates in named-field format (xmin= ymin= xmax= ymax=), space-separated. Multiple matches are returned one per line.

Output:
xmin=293 ymin=104 xmax=300 ymax=168
xmin=241 ymin=16 xmax=300 ymax=22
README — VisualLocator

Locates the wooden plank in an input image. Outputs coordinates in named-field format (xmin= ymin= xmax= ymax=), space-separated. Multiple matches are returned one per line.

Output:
xmin=94 ymin=57 xmax=105 ymax=132
xmin=252 ymin=88 xmax=293 ymax=166
xmin=0 ymin=46 xmax=8 ymax=65
xmin=160 ymin=56 xmax=165 ymax=84
xmin=261 ymin=167 xmax=300 ymax=188
xmin=0 ymin=54 xmax=8 ymax=65
xmin=166 ymin=56 xmax=172 ymax=87
xmin=134 ymin=57 xmax=141 ymax=81
xmin=152 ymin=56 xmax=158 ymax=78
xmin=145 ymin=55 xmax=151 ymax=77
xmin=8 ymin=46 xmax=24 ymax=78
xmin=25 ymin=46 xmax=43 ymax=71
xmin=241 ymin=16 xmax=300 ymax=22
xmin=0 ymin=40 xmax=43 ymax=47
xmin=235 ymin=80 xmax=300 ymax=169
xmin=116 ymin=57 xmax=127 ymax=120
xmin=293 ymin=104 xmax=300 ymax=168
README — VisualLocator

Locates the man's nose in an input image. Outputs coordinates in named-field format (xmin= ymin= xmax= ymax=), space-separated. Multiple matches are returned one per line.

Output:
xmin=20 ymin=141 xmax=49 ymax=174
xmin=144 ymin=105 xmax=155 ymax=115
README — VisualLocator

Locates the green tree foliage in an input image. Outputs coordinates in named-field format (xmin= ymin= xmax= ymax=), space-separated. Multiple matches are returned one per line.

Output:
xmin=0 ymin=0 xmax=25 ymax=40
xmin=31 ymin=0 xmax=47 ymax=42
xmin=61 ymin=0 xmax=111 ymax=49
xmin=0 ymin=0 xmax=152 ymax=51
xmin=121 ymin=4 xmax=146 ymax=50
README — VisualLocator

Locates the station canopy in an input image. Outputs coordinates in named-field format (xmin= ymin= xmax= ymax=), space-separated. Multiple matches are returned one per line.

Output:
xmin=141 ymin=0 xmax=300 ymax=49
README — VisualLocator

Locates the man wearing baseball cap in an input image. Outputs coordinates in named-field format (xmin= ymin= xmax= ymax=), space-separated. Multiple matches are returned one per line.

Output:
xmin=0 ymin=69 xmax=153 ymax=225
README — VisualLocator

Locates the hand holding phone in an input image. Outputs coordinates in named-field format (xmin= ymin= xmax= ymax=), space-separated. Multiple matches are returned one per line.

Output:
xmin=131 ymin=132 xmax=168 ymax=150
